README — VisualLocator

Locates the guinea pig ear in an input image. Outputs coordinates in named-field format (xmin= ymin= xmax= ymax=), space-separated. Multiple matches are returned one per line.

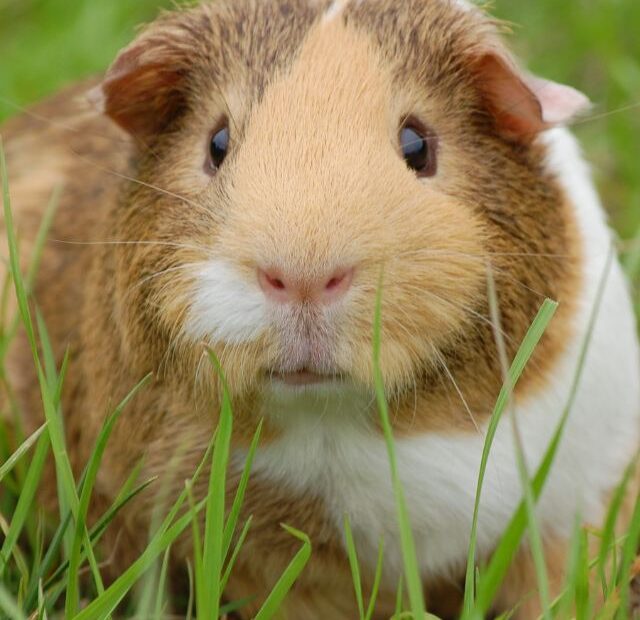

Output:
xmin=471 ymin=51 xmax=590 ymax=143
xmin=87 ymin=14 xmax=202 ymax=137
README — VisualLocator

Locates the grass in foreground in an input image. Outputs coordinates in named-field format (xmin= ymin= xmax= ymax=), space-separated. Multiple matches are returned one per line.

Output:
xmin=1 ymin=136 xmax=639 ymax=619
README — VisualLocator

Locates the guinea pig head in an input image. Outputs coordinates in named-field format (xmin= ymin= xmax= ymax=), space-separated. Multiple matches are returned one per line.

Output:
xmin=93 ymin=0 xmax=588 ymax=423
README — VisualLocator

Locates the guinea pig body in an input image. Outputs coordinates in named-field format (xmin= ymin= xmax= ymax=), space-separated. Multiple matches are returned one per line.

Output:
xmin=1 ymin=0 xmax=638 ymax=618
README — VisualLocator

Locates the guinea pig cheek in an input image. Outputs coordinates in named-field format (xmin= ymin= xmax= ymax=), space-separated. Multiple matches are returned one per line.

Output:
xmin=354 ymin=188 xmax=486 ymax=393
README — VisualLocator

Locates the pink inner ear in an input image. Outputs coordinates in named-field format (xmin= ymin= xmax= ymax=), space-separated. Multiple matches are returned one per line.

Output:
xmin=524 ymin=76 xmax=591 ymax=125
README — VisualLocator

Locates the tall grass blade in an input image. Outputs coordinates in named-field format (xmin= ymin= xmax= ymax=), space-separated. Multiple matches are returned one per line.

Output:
xmin=201 ymin=351 xmax=234 ymax=620
xmin=462 ymin=298 xmax=558 ymax=615
xmin=615 ymin=492 xmax=640 ymax=618
xmin=344 ymin=514 xmax=365 ymax=619
xmin=222 ymin=418 xmax=263 ymax=561
xmin=1 ymin=139 xmax=88 ymax=573
xmin=0 ymin=429 xmax=50 ymax=580
xmin=254 ymin=525 xmax=312 ymax=620
xmin=73 ymin=432 xmax=215 ymax=619
xmin=0 ymin=423 xmax=46 ymax=483
xmin=365 ymin=538 xmax=385 ymax=620
xmin=153 ymin=545 xmax=172 ymax=620
xmin=372 ymin=272 xmax=426 ymax=618
xmin=0 ymin=584 xmax=26 ymax=620
xmin=65 ymin=375 xmax=150 ymax=617
xmin=73 ymin=496 xmax=207 ymax=620
xmin=473 ymin=248 xmax=615 ymax=616
xmin=597 ymin=455 xmax=638 ymax=597
xmin=221 ymin=516 xmax=253 ymax=592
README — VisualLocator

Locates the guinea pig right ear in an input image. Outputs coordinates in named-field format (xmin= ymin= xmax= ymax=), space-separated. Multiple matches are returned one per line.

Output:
xmin=470 ymin=50 xmax=591 ymax=143
xmin=88 ymin=13 xmax=204 ymax=137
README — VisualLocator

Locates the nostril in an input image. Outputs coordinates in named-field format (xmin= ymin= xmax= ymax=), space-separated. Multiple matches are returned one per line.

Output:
xmin=322 ymin=267 xmax=354 ymax=300
xmin=267 ymin=275 xmax=286 ymax=290
xmin=258 ymin=268 xmax=289 ymax=298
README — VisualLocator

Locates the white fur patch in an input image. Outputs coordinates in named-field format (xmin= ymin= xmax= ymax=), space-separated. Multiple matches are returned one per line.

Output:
xmin=321 ymin=0 xmax=475 ymax=24
xmin=185 ymin=260 xmax=268 ymax=344
xmin=321 ymin=0 xmax=367 ymax=23
xmin=322 ymin=0 xmax=350 ymax=22
xmin=248 ymin=127 xmax=640 ymax=581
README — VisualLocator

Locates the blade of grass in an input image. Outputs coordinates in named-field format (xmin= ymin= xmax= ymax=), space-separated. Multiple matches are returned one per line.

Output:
xmin=552 ymin=513 xmax=584 ymax=618
xmin=39 ymin=474 xmax=155 ymax=604
xmin=222 ymin=418 xmax=263 ymax=562
xmin=472 ymin=248 xmax=615 ymax=617
xmin=394 ymin=575 xmax=403 ymax=618
xmin=186 ymin=560 xmax=194 ymax=620
xmin=485 ymin=267 xmax=553 ymax=620
xmin=372 ymin=272 xmax=425 ymax=618
xmin=344 ymin=514 xmax=365 ymax=619
xmin=220 ymin=516 xmax=253 ymax=592
xmin=597 ymin=455 xmax=639 ymax=597
xmin=462 ymin=297 xmax=558 ymax=615
xmin=72 ymin=432 xmax=216 ymax=620
xmin=73 ymin=495 xmax=208 ymax=620
xmin=37 ymin=580 xmax=47 ymax=620
xmin=0 ymin=183 xmax=59 ymax=362
xmin=365 ymin=538 xmax=385 ymax=620
xmin=153 ymin=545 xmax=172 ymax=620
xmin=25 ymin=509 xmax=72 ymax=609
xmin=0 ymin=422 xmax=46 ymax=483
xmin=201 ymin=351 xmax=234 ymax=620
xmin=254 ymin=525 xmax=312 ymax=620
xmin=0 ymin=584 xmax=26 ymax=620
xmin=220 ymin=596 xmax=257 ymax=617
xmin=1 ymin=139 xmax=88 ymax=572
xmin=186 ymin=481 xmax=204 ymax=620
xmin=615 ymin=492 xmax=640 ymax=618
xmin=575 ymin=527 xmax=592 ymax=619
xmin=0 ymin=428 xmax=50 ymax=580
xmin=65 ymin=375 xmax=151 ymax=617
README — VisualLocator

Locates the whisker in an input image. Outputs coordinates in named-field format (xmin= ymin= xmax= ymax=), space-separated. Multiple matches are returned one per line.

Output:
xmin=51 ymin=238 xmax=211 ymax=254
xmin=67 ymin=146 xmax=214 ymax=218
xmin=0 ymin=94 xmax=132 ymax=146
xmin=128 ymin=263 xmax=195 ymax=295
xmin=389 ymin=248 xmax=573 ymax=260
xmin=432 ymin=346 xmax=480 ymax=433
xmin=382 ymin=250 xmax=550 ymax=299
xmin=572 ymin=101 xmax=640 ymax=127
xmin=0 ymin=93 xmax=166 ymax=162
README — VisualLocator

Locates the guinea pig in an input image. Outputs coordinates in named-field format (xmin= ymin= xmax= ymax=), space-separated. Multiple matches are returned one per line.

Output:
xmin=1 ymin=0 xmax=639 ymax=618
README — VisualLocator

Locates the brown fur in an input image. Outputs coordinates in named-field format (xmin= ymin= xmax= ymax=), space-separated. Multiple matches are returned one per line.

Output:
xmin=0 ymin=1 xmax=612 ymax=618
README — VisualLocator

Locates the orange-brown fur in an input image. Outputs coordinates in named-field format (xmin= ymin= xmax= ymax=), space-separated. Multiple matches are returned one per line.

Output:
xmin=0 ymin=1 xmax=610 ymax=618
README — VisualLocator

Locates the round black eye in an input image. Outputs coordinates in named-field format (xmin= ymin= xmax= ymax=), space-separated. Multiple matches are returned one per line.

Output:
xmin=400 ymin=123 xmax=437 ymax=177
xmin=208 ymin=125 xmax=230 ymax=171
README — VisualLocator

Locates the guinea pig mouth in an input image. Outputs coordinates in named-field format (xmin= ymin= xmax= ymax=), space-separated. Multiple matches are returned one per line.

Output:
xmin=265 ymin=367 xmax=342 ymax=387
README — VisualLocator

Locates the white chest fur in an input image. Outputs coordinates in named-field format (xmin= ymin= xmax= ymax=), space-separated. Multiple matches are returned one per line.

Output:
xmin=248 ymin=129 xmax=640 ymax=580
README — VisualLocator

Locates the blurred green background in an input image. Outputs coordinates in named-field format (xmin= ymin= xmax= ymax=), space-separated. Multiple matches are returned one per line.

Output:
xmin=0 ymin=0 xmax=638 ymax=237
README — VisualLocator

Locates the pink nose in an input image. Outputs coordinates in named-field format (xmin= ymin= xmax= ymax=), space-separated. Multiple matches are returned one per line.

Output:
xmin=258 ymin=267 xmax=354 ymax=305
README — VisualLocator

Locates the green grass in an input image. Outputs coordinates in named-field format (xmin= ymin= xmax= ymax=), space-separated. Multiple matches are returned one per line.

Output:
xmin=1 ymin=0 xmax=640 ymax=618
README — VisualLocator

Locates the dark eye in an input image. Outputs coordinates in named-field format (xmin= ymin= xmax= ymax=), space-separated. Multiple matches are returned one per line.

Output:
xmin=207 ymin=124 xmax=230 ymax=172
xmin=400 ymin=122 xmax=437 ymax=177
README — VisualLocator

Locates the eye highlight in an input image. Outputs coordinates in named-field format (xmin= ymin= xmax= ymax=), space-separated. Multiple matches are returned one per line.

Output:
xmin=207 ymin=124 xmax=230 ymax=173
xmin=400 ymin=121 xmax=438 ymax=177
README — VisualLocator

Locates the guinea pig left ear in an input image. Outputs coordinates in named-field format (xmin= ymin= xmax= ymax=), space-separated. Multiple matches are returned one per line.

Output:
xmin=87 ymin=14 xmax=202 ymax=137
xmin=471 ymin=51 xmax=590 ymax=143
